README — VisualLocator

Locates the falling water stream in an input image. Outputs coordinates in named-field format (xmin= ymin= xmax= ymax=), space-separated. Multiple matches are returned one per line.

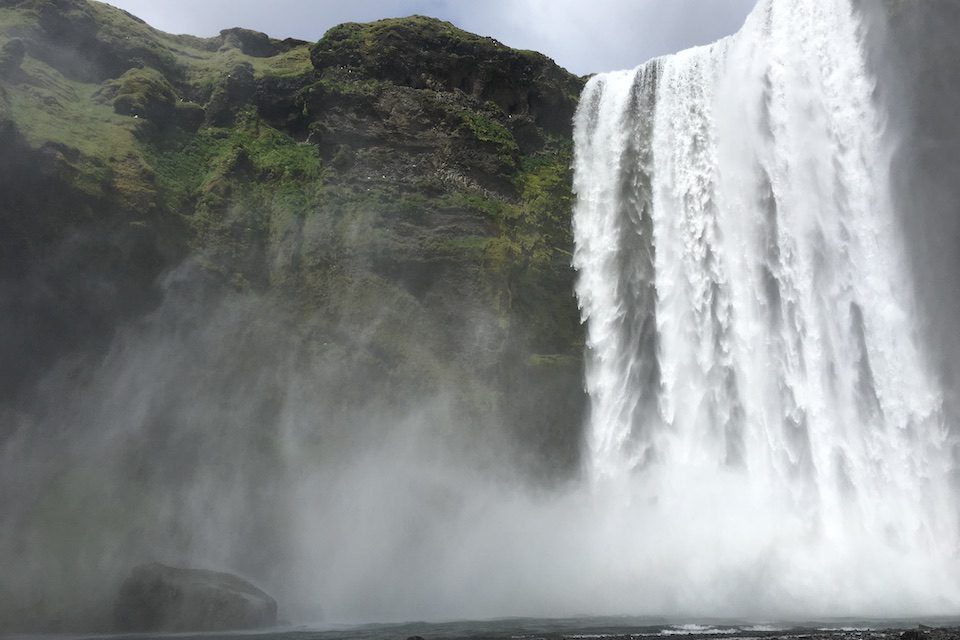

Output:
xmin=573 ymin=0 xmax=960 ymax=613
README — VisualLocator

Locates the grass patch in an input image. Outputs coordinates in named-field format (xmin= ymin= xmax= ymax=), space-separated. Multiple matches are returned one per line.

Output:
xmin=460 ymin=111 xmax=518 ymax=152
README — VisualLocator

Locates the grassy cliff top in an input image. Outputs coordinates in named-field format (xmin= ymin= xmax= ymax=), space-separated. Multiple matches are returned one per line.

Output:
xmin=312 ymin=15 xmax=581 ymax=134
xmin=0 ymin=2 xmax=583 ymax=198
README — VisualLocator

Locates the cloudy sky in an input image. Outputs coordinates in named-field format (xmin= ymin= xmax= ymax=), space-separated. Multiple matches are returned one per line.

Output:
xmin=99 ymin=0 xmax=758 ymax=75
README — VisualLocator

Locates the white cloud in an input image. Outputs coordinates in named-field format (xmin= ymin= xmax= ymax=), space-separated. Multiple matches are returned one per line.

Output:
xmin=99 ymin=0 xmax=758 ymax=74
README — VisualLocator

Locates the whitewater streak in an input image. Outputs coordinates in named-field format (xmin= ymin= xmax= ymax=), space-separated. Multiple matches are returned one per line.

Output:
xmin=573 ymin=0 xmax=960 ymax=614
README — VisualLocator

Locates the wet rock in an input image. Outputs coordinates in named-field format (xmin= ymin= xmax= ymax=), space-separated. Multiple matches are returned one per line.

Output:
xmin=114 ymin=562 xmax=277 ymax=632
xmin=0 ymin=39 xmax=25 ymax=76
xmin=206 ymin=62 xmax=257 ymax=126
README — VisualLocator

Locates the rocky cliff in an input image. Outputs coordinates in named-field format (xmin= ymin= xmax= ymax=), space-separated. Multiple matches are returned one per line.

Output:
xmin=0 ymin=0 xmax=586 ymax=472
xmin=0 ymin=3 xmax=588 ymax=629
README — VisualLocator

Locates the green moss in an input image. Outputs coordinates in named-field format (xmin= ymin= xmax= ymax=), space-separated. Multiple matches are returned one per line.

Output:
xmin=460 ymin=110 xmax=518 ymax=152
xmin=528 ymin=354 xmax=580 ymax=369
xmin=3 ymin=56 xmax=142 ymax=197
xmin=441 ymin=189 xmax=510 ymax=219
xmin=180 ymin=43 xmax=313 ymax=87
xmin=0 ymin=8 xmax=36 ymax=32
xmin=366 ymin=16 xmax=486 ymax=41
xmin=315 ymin=75 xmax=385 ymax=97
xmin=95 ymin=67 xmax=178 ymax=120
xmin=516 ymin=153 xmax=575 ymax=249
xmin=259 ymin=46 xmax=313 ymax=77
xmin=314 ymin=15 xmax=520 ymax=66
xmin=147 ymin=116 xmax=323 ymax=214
xmin=0 ymin=0 xmax=312 ymax=91
xmin=82 ymin=1 xmax=313 ymax=81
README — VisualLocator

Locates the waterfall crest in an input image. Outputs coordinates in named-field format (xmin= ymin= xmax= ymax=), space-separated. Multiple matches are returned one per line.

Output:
xmin=574 ymin=0 xmax=960 ymax=611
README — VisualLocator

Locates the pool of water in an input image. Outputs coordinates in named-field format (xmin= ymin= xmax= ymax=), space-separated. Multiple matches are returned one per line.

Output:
xmin=23 ymin=616 xmax=958 ymax=640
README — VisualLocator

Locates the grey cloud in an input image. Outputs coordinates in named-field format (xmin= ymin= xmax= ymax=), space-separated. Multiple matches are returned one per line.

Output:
xmin=98 ymin=0 xmax=757 ymax=74
xmin=442 ymin=0 xmax=759 ymax=73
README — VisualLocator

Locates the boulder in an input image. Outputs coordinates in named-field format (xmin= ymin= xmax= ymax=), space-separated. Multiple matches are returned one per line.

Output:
xmin=114 ymin=562 xmax=278 ymax=632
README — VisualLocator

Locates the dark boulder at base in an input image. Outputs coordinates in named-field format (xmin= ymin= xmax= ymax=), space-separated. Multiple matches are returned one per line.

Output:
xmin=114 ymin=562 xmax=278 ymax=632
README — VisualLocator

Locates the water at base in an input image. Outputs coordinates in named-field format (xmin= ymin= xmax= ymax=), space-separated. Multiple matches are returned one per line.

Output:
xmin=24 ymin=617 xmax=960 ymax=640
xmin=572 ymin=0 xmax=960 ymax=615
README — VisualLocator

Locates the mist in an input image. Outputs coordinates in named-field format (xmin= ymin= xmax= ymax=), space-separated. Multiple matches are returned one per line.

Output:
xmin=5 ymin=249 xmax=949 ymax=627
xmin=0 ymin=253 xmax=549 ymax=628
xmin=859 ymin=0 xmax=960 ymax=416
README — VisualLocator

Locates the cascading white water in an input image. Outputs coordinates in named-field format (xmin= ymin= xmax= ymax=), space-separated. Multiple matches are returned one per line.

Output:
xmin=574 ymin=0 xmax=960 ymax=613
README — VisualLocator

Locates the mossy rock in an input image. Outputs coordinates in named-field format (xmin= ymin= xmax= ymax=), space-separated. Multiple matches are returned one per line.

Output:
xmin=95 ymin=67 xmax=178 ymax=123
xmin=310 ymin=16 xmax=583 ymax=135
xmin=459 ymin=110 xmax=518 ymax=153
xmin=218 ymin=27 xmax=305 ymax=58
xmin=174 ymin=100 xmax=205 ymax=131
xmin=205 ymin=63 xmax=256 ymax=126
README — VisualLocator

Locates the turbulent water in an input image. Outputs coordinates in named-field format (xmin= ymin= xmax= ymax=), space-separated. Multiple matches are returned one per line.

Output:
xmin=573 ymin=0 xmax=960 ymax=613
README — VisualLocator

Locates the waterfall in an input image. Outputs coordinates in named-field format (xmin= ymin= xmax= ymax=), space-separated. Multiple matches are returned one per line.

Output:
xmin=573 ymin=0 xmax=960 ymax=612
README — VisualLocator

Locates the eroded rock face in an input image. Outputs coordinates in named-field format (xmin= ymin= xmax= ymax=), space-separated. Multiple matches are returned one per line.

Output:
xmin=114 ymin=563 xmax=278 ymax=632
xmin=309 ymin=17 xmax=582 ymax=136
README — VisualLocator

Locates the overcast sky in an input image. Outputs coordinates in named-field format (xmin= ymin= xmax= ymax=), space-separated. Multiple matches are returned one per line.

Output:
xmin=98 ymin=0 xmax=758 ymax=75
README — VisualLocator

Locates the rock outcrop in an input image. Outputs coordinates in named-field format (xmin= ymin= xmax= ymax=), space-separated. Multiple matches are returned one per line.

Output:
xmin=114 ymin=563 xmax=277 ymax=632
xmin=309 ymin=16 xmax=581 ymax=134
xmin=0 ymin=1 xmax=588 ymax=479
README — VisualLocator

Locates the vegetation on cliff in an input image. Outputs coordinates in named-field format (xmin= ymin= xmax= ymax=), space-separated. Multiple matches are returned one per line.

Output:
xmin=0 ymin=0 xmax=587 ymax=484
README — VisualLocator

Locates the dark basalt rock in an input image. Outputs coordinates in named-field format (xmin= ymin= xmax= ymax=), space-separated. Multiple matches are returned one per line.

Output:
xmin=0 ymin=39 xmax=25 ymax=76
xmin=310 ymin=16 xmax=582 ymax=136
xmin=114 ymin=562 xmax=278 ymax=632
xmin=219 ymin=27 xmax=307 ymax=58
xmin=206 ymin=62 xmax=257 ymax=126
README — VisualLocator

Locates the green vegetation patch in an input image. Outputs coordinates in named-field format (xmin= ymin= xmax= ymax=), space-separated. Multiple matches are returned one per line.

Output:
xmin=4 ymin=56 xmax=139 ymax=195
xmin=314 ymin=15 xmax=517 ymax=65
xmin=95 ymin=67 xmax=178 ymax=120
xmin=147 ymin=114 xmax=323 ymax=212
xmin=460 ymin=110 xmax=518 ymax=153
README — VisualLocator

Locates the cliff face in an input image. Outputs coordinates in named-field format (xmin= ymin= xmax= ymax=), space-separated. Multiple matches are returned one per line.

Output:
xmin=0 ymin=3 xmax=589 ymax=629
xmin=0 ymin=1 xmax=586 ymax=472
